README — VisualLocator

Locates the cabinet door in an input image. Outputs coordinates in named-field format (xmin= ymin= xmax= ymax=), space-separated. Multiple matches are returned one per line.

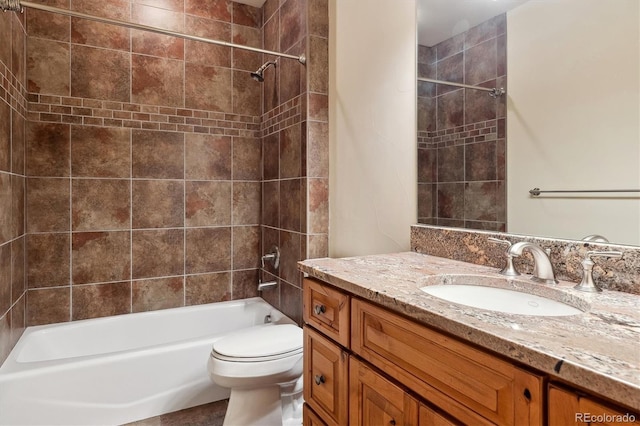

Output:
xmin=352 ymin=298 xmax=542 ymax=425
xmin=548 ymin=385 xmax=640 ymax=426
xmin=419 ymin=404 xmax=462 ymax=426
xmin=303 ymin=326 xmax=349 ymax=426
xmin=350 ymin=357 xmax=419 ymax=426
xmin=303 ymin=404 xmax=327 ymax=426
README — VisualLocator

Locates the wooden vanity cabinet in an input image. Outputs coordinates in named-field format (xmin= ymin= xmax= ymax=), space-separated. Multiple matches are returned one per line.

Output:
xmin=303 ymin=277 xmax=543 ymax=425
xmin=548 ymin=384 xmax=640 ymax=426
xmin=303 ymin=277 xmax=636 ymax=426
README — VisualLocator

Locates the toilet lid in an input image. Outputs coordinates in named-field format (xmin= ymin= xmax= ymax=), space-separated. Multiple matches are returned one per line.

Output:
xmin=212 ymin=324 xmax=303 ymax=360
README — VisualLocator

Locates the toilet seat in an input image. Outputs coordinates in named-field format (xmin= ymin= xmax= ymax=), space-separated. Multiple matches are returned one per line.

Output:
xmin=211 ymin=324 xmax=303 ymax=363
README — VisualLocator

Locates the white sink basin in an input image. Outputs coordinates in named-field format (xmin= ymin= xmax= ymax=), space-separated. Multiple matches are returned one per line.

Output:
xmin=419 ymin=275 xmax=584 ymax=317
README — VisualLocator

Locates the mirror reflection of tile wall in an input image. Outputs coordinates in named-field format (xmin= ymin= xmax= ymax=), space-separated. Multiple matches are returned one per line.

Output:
xmin=417 ymin=14 xmax=507 ymax=232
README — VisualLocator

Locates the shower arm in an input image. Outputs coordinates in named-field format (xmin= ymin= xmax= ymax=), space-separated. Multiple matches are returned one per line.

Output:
xmin=257 ymin=61 xmax=277 ymax=74
xmin=2 ymin=0 xmax=307 ymax=65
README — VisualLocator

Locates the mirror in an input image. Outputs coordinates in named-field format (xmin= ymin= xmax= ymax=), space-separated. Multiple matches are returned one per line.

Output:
xmin=416 ymin=0 xmax=640 ymax=246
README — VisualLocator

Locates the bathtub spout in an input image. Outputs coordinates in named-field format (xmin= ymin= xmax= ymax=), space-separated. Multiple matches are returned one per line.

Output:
xmin=258 ymin=281 xmax=278 ymax=291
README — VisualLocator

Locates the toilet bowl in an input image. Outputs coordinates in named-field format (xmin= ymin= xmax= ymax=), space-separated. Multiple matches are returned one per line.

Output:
xmin=207 ymin=323 xmax=304 ymax=426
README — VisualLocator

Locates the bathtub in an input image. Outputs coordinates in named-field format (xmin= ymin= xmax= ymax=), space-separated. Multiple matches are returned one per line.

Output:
xmin=0 ymin=297 xmax=296 ymax=426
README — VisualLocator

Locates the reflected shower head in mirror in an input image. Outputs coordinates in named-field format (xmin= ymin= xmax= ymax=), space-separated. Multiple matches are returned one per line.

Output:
xmin=251 ymin=61 xmax=277 ymax=82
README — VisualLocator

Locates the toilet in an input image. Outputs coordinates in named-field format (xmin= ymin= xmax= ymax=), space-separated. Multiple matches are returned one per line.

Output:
xmin=207 ymin=323 xmax=304 ymax=426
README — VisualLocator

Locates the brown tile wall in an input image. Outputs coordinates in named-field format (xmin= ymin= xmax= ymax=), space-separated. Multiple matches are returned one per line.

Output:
xmin=259 ymin=0 xmax=329 ymax=325
xmin=262 ymin=0 xmax=329 ymax=322
xmin=0 ymin=10 xmax=27 ymax=365
xmin=24 ymin=0 xmax=266 ymax=326
xmin=20 ymin=0 xmax=329 ymax=331
xmin=418 ymin=14 xmax=507 ymax=232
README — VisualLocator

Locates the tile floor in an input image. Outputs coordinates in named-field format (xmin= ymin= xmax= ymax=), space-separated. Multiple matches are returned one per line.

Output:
xmin=125 ymin=400 xmax=228 ymax=426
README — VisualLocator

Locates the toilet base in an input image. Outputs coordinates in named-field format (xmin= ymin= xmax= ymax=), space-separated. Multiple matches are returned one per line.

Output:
xmin=223 ymin=386 xmax=281 ymax=426
xmin=281 ymin=377 xmax=304 ymax=426
xmin=222 ymin=379 xmax=303 ymax=426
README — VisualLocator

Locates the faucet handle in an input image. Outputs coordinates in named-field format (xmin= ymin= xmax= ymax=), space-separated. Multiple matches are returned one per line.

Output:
xmin=261 ymin=245 xmax=280 ymax=269
xmin=488 ymin=237 xmax=512 ymax=247
xmin=574 ymin=251 xmax=623 ymax=293
xmin=488 ymin=237 xmax=520 ymax=276
xmin=584 ymin=250 xmax=623 ymax=260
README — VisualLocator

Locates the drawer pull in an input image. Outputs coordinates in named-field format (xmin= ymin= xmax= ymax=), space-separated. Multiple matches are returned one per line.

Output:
xmin=314 ymin=374 xmax=326 ymax=385
xmin=524 ymin=388 xmax=532 ymax=401
xmin=390 ymin=420 xmax=396 ymax=425
xmin=314 ymin=304 xmax=326 ymax=315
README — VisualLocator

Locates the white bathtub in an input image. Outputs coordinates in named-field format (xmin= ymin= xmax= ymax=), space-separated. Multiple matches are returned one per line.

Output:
xmin=0 ymin=297 xmax=296 ymax=426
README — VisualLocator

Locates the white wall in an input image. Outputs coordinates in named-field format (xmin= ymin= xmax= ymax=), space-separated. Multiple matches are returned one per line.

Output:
xmin=507 ymin=0 xmax=640 ymax=245
xmin=328 ymin=0 xmax=417 ymax=257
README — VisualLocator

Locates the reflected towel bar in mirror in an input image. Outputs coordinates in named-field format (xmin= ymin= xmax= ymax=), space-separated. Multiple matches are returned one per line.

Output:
xmin=529 ymin=188 xmax=640 ymax=196
xmin=417 ymin=77 xmax=505 ymax=98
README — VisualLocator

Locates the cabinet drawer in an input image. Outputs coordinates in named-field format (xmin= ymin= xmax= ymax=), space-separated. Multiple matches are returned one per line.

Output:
xmin=352 ymin=299 xmax=543 ymax=425
xmin=303 ymin=278 xmax=350 ymax=347
xmin=350 ymin=357 xmax=419 ymax=426
xmin=303 ymin=326 xmax=349 ymax=426
xmin=548 ymin=384 xmax=640 ymax=426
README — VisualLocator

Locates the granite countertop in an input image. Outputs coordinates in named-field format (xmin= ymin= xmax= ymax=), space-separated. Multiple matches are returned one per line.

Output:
xmin=298 ymin=252 xmax=640 ymax=411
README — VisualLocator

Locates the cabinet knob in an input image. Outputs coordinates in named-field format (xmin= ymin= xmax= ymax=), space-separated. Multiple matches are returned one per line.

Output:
xmin=389 ymin=420 xmax=396 ymax=425
xmin=314 ymin=374 xmax=326 ymax=385
xmin=314 ymin=304 xmax=326 ymax=315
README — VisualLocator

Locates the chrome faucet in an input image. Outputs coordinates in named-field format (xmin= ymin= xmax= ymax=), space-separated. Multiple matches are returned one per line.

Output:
xmin=506 ymin=242 xmax=558 ymax=284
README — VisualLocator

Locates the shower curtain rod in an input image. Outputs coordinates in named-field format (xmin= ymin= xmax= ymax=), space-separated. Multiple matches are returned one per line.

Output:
xmin=2 ymin=0 xmax=306 ymax=64
xmin=418 ymin=77 xmax=504 ymax=98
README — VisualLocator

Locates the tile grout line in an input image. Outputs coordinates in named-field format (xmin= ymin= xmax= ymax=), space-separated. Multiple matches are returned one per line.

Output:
xmin=68 ymin=107 xmax=73 ymax=322
xmin=182 ymin=130 xmax=186 ymax=307
xmin=129 ymin=127 xmax=133 ymax=314
xmin=181 ymin=0 xmax=187 ymax=315
xmin=128 ymin=0 xmax=133 ymax=317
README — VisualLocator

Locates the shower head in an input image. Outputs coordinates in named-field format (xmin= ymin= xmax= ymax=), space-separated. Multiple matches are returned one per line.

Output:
xmin=251 ymin=61 xmax=276 ymax=82
xmin=250 ymin=71 xmax=265 ymax=82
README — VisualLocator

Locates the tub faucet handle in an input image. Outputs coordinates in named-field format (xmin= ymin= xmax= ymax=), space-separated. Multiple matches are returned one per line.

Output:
xmin=488 ymin=237 xmax=520 ymax=277
xmin=574 ymin=251 xmax=623 ymax=293
xmin=261 ymin=245 xmax=280 ymax=269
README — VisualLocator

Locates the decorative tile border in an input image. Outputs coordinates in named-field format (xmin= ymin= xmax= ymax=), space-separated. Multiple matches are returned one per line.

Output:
xmin=27 ymin=93 xmax=262 ymax=137
xmin=261 ymin=94 xmax=303 ymax=136
xmin=418 ymin=118 xmax=501 ymax=148
xmin=411 ymin=224 xmax=640 ymax=294
xmin=27 ymin=92 xmax=307 ymax=139
xmin=28 ymin=92 xmax=307 ymax=138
